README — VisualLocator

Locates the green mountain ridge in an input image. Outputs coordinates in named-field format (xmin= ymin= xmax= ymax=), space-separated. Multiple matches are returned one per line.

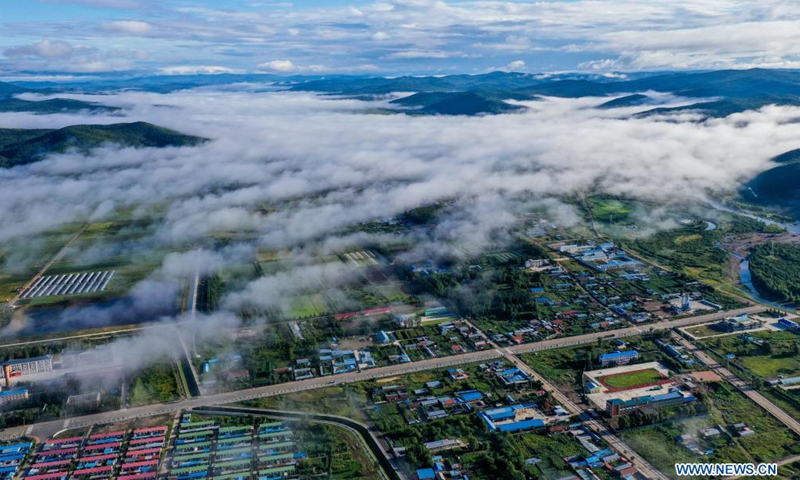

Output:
xmin=744 ymin=148 xmax=800 ymax=216
xmin=0 ymin=121 xmax=206 ymax=168
xmin=635 ymin=95 xmax=800 ymax=119
xmin=0 ymin=97 xmax=120 ymax=114
xmin=0 ymin=81 xmax=26 ymax=98
xmin=391 ymin=91 xmax=526 ymax=115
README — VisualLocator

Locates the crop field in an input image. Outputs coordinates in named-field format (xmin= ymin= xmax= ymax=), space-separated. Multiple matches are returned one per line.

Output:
xmin=598 ymin=368 xmax=667 ymax=390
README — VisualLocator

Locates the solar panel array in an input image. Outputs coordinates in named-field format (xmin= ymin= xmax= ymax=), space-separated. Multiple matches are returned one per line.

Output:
xmin=23 ymin=271 xmax=116 ymax=299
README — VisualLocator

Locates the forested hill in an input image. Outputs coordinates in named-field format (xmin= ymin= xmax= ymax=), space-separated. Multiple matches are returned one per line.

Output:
xmin=749 ymin=243 xmax=800 ymax=303
xmin=0 ymin=122 xmax=205 ymax=168
xmin=0 ymin=97 xmax=119 ymax=114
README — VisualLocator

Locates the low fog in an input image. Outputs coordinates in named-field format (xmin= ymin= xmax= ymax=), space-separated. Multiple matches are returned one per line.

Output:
xmin=2 ymin=88 xmax=800 ymax=344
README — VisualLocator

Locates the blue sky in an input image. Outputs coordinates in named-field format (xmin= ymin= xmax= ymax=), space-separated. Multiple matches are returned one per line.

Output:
xmin=2 ymin=0 xmax=800 ymax=77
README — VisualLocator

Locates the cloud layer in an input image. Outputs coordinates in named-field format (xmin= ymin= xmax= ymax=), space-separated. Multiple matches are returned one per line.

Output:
xmin=2 ymin=90 xmax=800 ymax=250
xmin=3 ymin=0 xmax=800 ymax=74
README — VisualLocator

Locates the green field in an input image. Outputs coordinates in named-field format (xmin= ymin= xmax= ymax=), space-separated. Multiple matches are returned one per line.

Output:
xmin=600 ymin=368 xmax=665 ymax=389
xmin=621 ymin=382 xmax=800 ymax=479
xmin=703 ymin=331 xmax=800 ymax=379
xmin=588 ymin=197 xmax=636 ymax=222
xmin=288 ymin=295 xmax=326 ymax=318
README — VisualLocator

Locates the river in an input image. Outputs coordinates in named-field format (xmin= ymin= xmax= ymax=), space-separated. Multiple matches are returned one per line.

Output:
xmin=708 ymin=200 xmax=798 ymax=311
xmin=707 ymin=199 xmax=800 ymax=234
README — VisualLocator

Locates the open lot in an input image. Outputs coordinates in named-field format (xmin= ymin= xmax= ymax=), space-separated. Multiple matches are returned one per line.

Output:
xmin=620 ymin=381 xmax=800 ymax=479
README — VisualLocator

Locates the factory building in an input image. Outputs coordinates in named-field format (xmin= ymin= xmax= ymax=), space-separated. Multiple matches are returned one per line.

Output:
xmin=3 ymin=355 xmax=53 ymax=386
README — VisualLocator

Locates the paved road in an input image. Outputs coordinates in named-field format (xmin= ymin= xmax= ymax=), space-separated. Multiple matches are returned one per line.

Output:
xmin=0 ymin=350 xmax=504 ymax=440
xmin=177 ymin=272 xmax=202 ymax=396
xmin=673 ymin=334 xmax=800 ymax=437
xmin=0 ymin=307 xmax=762 ymax=439
xmin=509 ymin=306 xmax=764 ymax=355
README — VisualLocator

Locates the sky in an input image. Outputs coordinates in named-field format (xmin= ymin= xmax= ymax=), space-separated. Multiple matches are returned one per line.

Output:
xmin=2 ymin=0 xmax=800 ymax=76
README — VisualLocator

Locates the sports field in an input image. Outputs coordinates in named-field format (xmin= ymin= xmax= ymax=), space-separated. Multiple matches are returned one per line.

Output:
xmin=599 ymin=368 xmax=666 ymax=390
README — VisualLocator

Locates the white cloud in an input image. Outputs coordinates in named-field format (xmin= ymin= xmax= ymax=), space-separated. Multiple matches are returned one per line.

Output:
xmin=4 ymin=39 xmax=75 ymax=59
xmin=387 ymin=50 xmax=453 ymax=59
xmin=257 ymin=60 xmax=325 ymax=72
xmin=506 ymin=60 xmax=526 ymax=71
xmin=101 ymin=20 xmax=153 ymax=34
xmin=159 ymin=65 xmax=236 ymax=75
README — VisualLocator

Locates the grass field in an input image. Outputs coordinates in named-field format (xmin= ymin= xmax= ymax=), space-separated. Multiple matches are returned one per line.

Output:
xmin=684 ymin=325 xmax=723 ymax=339
xmin=599 ymin=368 xmax=666 ymax=389
xmin=702 ymin=331 xmax=800 ymax=379
xmin=288 ymin=295 xmax=322 ymax=318
xmin=588 ymin=197 xmax=636 ymax=222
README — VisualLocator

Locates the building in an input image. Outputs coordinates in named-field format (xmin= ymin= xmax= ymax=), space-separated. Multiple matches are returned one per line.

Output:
xmin=606 ymin=388 xmax=695 ymax=417
xmin=424 ymin=306 xmax=448 ymax=317
xmin=778 ymin=318 xmax=799 ymax=331
xmin=779 ymin=376 xmax=800 ymax=387
xmin=0 ymin=388 xmax=29 ymax=406
xmin=448 ymin=368 xmax=468 ymax=381
xmin=524 ymin=259 xmax=550 ymax=269
xmin=496 ymin=367 xmax=531 ymax=386
xmin=455 ymin=390 xmax=483 ymax=403
xmin=716 ymin=314 xmax=764 ymax=332
xmin=598 ymin=350 xmax=639 ymax=367
xmin=376 ymin=331 xmax=392 ymax=344
xmin=423 ymin=439 xmax=465 ymax=452
xmin=480 ymin=404 xmax=547 ymax=432
xmin=416 ymin=468 xmax=436 ymax=480
xmin=656 ymin=340 xmax=695 ymax=367
xmin=3 ymin=355 xmax=53 ymax=386
xmin=596 ymin=257 xmax=639 ymax=271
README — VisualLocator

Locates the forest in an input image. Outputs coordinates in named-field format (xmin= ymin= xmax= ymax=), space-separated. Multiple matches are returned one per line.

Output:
xmin=749 ymin=243 xmax=800 ymax=303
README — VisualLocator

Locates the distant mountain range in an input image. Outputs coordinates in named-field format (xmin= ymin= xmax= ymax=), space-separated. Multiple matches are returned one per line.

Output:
xmin=0 ymin=122 xmax=205 ymax=168
xmin=0 ymin=97 xmax=119 ymax=114
xmin=390 ymin=91 xmax=526 ymax=116
xmin=7 ymin=68 xmax=800 ymax=116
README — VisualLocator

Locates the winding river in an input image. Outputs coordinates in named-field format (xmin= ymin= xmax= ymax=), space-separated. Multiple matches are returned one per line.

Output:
xmin=707 ymin=199 xmax=800 ymax=234
xmin=708 ymin=200 xmax=799 ymax=311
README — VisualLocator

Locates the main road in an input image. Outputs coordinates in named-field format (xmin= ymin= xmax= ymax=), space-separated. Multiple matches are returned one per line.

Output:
xmin=0 ymin=305 xmax=765 ymax=469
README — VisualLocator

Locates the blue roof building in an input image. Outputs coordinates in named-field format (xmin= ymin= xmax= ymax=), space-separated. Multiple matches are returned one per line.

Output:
xmin=779 ymin=318 xmax=799 ymax=329
xmin=416 ymin=468 xmax=436 ymax=480
xmin=455 ymin=390 xmax=483 ymax=402
xmin=376 ymin=331 xmax=391 ymax=344
xmin=496 ymin=419 xmax=544 ymax=432
xmin=598 ymin=350 xmax=639 ymax=366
